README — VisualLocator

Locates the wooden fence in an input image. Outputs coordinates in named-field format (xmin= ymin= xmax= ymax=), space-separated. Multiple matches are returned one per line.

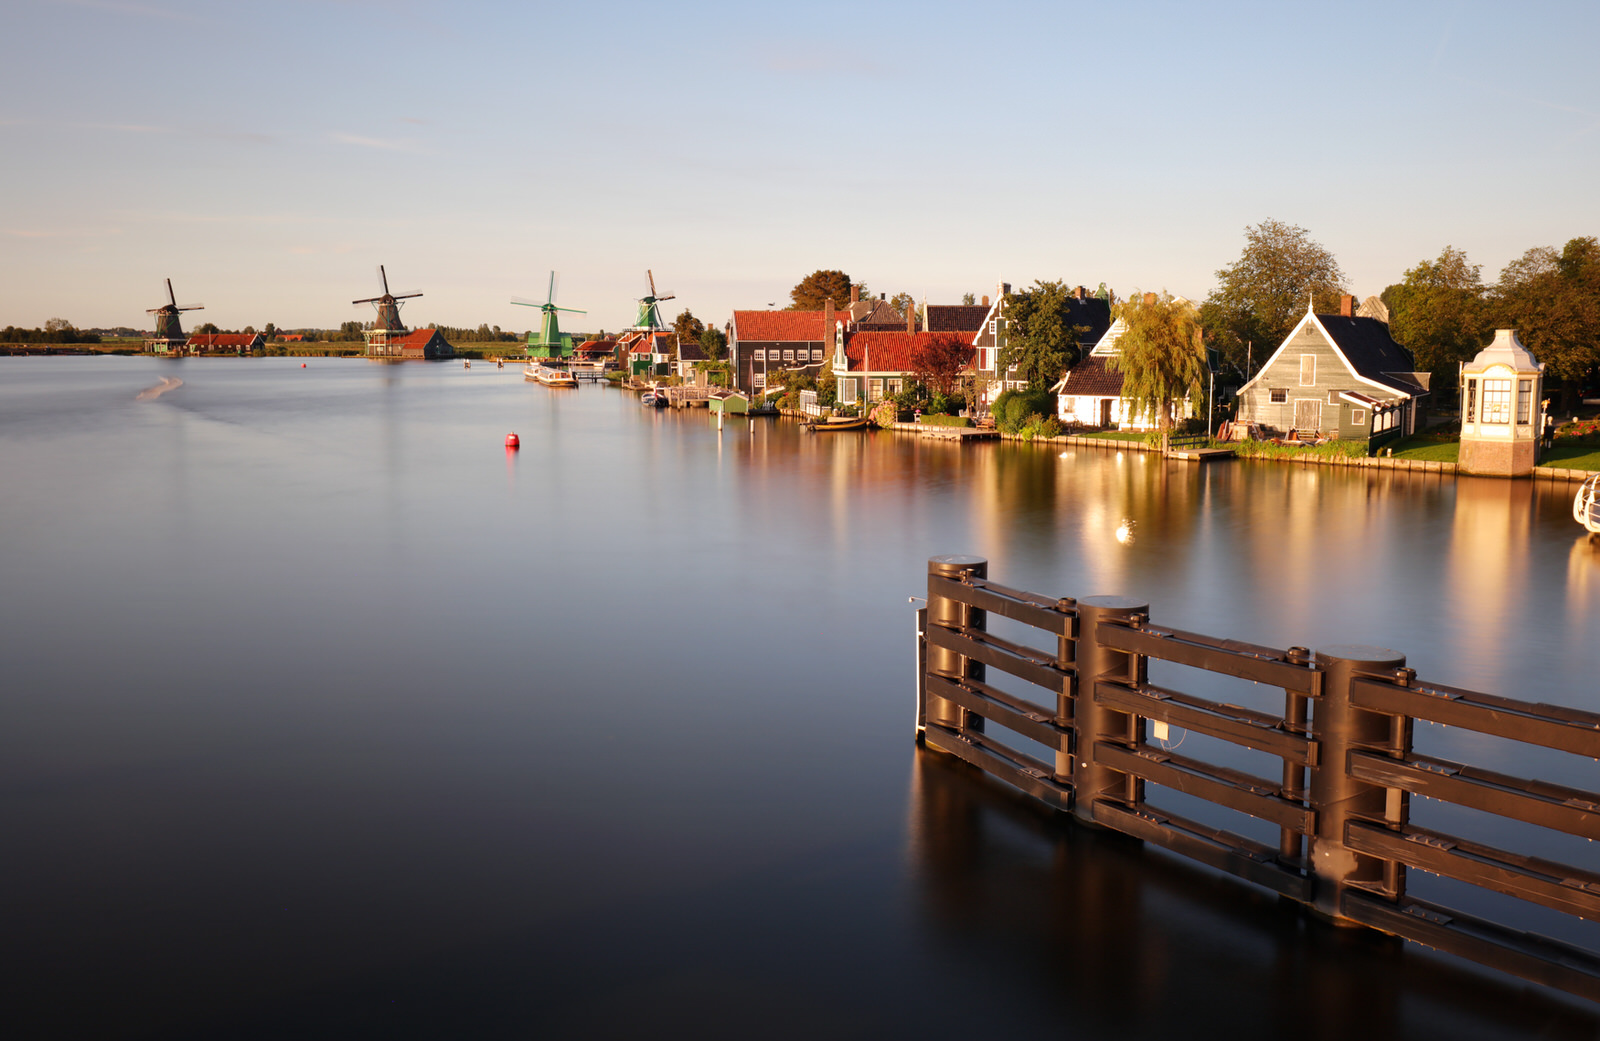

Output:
xmin=915 ymin=555 xmax=1600 ymax=1001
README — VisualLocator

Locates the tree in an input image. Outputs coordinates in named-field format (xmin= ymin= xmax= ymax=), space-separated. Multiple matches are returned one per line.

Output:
xmin=262 ymin=322 xmax=277 ymax=341
xmin=907 ymin=334 xmax=973 ymax=397
xmin=1107 ymin=292 xmax=1208 ymax=453
xmin=1381 ymin=246 xmax=1490 ymax=405
xmin=889 ymin=292 xmax=920 ymax=327
xmin=44 ymin=317 xmax=72 ymax=334
xmin=699 ymin=325 xmax=727 ymax=361
xmin=999 ymin=280 xmax=1092 ymax=389
xmin=961 ymin=293 xmax=976 ymax=306
xmin=672 ymin=308 xmax=705 ymax=350
xmin=789 ymin=270 xmax=854 ymax=310
xmin=1491 ymin=236 xmax=1600 ymax=412
xmin=1201 ymin=219 xmax=1347 ymax=376
xmin=196 ymin=322 xmax=220 ymax=334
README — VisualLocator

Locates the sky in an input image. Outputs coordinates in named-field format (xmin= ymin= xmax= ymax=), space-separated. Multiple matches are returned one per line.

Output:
xmin=3 ymin=0 xmax=1598 ymax=334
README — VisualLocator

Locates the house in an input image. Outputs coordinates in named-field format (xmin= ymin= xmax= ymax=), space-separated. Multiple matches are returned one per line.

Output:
xmin=830 ymin=330 xmax=975 ymax=407
xmin=1235 ymin=296 xmax=1428 ymax=441
xmin=1050 ymin=303 xmax=1199 ymax=431
xmin=727 ymin=302 xmax=835 ymax=393
xmin=185 ymin=333 xmax=265 ymax=354
xmin=925 ymin=303 xmax=990 ymax=337
xmin=574 ymin=338 xmax=619 ymax=368
xmin=365 ymin=328 xmax=454 ymax=360
xmin=971 ymin=283 xmax=1112 ymax=406
xmin=617 ymin=330 xmax=674 ymax=376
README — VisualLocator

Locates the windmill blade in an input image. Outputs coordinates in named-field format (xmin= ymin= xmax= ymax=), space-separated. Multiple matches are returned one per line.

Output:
xmin=509 ymin=297 xmax=543 ymax=308
xmin=378 ymin=265 xmax=390 ymax=295
xmin=552 ymin=306 xmax=588 ymax=315
xmin=547 ymin=271 xmax=558 ymax=305
xmin=658 ymin=292 xmax=676 ymax=302
xmin=392 ymin=291 xmax=423 ymax=300
xmin=177 ymin=303 xmax=205 ymax=311
xmin=647 ymin=270 xmax=657 ymax=298
xmin=166 ymin=278 xmax=176 ymax=306
xmin=352 ymin=296 xmax=384 ymax=305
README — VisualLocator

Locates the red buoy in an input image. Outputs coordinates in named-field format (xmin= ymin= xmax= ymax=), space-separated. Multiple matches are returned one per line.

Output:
xmin=505 ymin=433 xmax=520 ymax=449
xmin=301 ymin=363 xmax=307 ymax=368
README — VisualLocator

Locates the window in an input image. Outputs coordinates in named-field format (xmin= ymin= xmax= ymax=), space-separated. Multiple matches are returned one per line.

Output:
xmin=887 ymin=378 xmax=902 ymax=396
xmin=1299 ymin=355 xmax=1316 ymax=386
xmin=1270 ymin=388 xmax=1288 ymax=404
xmin=783 ymin=350 xmax=794 ymax=363
xmin=869 ymin=378 xmax=884 ymax=401
xmin=1517 ymin=379 xmax=1532 ymax=424
xmin=752 ymin=349 xmax=765 ymax=362
xmin=840 ymin=379 xmax=857 ymax=404
xmin=753 ymin=372 xmax=765 ymax=389
xmin=1465 ymin=378 xmax=1476 ymax=423
xmin=1352 ymin=408 xmax=1367 ymax=425
xmin=1328 ymin=390 xmax=1340 ymax=404
xmin=1482 ymin=378 xmax=1511 ymax=423
xmin=811 ymin=348 xmax=822 ymax=362
xmin=988 ymin=320 xmax=997 ymax=335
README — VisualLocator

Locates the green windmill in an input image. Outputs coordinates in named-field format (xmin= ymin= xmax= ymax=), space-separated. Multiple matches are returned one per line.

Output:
xmin=512 ymin=272 xmax=586 ymax=360
xmin=632 ymin=269 xmax=675 ymax=331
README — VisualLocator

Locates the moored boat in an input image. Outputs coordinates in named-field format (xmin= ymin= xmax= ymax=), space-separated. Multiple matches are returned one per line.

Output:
xmin=1575 ymin=473 xmax=1600 ymax=535
xmin=805 ymin=415 xmax=871 ymax=432
xmin=525 ymin=364 xmax=578 ymax=387
xmin=640 ymin=388 xmax=667 ymax=408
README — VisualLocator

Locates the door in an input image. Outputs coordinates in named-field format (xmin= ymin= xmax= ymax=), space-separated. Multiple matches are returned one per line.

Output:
xmin=1100 ymin=398 xmax=1113 ymax=426
xmin=1294 ymin=398 xmax=1321 ymax=432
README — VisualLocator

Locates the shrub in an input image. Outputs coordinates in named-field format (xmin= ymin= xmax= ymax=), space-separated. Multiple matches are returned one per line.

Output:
xmin=919 ymin=414 xmax=970 ymax=428
xmin=992 ymin=388 xmax=1054 ymax=434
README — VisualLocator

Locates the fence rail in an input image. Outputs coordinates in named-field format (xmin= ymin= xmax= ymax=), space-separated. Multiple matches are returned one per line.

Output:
xmin=915 ymin=555 xmax=1600 ymax=1002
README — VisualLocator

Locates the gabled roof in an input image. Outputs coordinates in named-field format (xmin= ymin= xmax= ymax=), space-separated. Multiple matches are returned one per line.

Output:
xmin=840 ymin=331 xmax=974 ymax=373
xmin=848 ymin=298 xmax=906 ymax=328
xmin=926 ymin=305 xmax=989 ymax=334
xmin=575 ymin=338 xmax=618 ymax=354
xmin=1239 ymin=311 xmax=1426 ymax=399
xmin=1051 ymin=354 xmax=1125 ymax=396
xmin=731 ymin=310 xmax=828 ymax=342
xmin=677 ymin=340 xmax=707 ymax=362
xmin=385 ymin=328 xmax=445 ymax=346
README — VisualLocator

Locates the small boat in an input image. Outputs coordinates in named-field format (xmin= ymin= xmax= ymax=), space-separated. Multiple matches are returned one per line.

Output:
xmin=524 ymin=364 xmax=577 ymax=387
xmin=1576 ymin=473 xmax=1600 ymax=535
xmin=640 ymin=389 xmax=667 ymax=408
xmin=805 ymin=415 xmax=871 ymax=433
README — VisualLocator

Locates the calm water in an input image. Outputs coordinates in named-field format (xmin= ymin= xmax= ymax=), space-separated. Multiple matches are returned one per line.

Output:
xmin=2 ymin=356 xmax=1597 ymax=1039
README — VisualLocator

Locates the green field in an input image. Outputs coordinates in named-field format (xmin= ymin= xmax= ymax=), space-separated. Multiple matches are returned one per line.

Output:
xmin=1541 ymin=444 xmax=1600 ymax=471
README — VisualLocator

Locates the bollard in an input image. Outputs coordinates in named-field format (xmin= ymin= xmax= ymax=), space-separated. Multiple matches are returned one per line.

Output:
xmin=925 ymin=556 xmax=987 ymax=735
xmin=1071 ymin=596 xmax=1149 ymax=825
xmin=1309 ymin=644 xmax=1407 ymax=920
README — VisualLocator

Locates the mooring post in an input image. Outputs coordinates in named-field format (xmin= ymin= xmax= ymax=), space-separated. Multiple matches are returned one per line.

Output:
xmin=924 ymin=555 xmax=988 ymax=736
xmin=1071 ymin=596 xmax=1150 ymax=825
xmin=1309 ymin=644 xmax=1407 ymax=920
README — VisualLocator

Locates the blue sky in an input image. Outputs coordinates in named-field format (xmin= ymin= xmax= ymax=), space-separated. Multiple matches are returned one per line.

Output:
xmin=3 ymin=0 xmax=1597 ymax=333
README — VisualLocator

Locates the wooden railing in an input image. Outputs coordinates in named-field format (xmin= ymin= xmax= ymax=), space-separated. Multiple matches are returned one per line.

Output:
xmin=915 ymin=555 xmax=1600 ymax=1001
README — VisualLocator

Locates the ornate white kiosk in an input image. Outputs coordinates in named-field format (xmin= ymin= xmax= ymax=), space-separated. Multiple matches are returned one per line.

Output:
xmin=1458 ymin=330 xmax=1545 ymax=477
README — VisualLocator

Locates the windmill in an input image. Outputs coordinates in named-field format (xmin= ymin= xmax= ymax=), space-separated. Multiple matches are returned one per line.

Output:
xmin=511 ymin=271 xmax=586 ymax=360
xmin=632 ymin=269 xmax=675 ymax=332
xmin=352 ymin=265 xmax=422 ymax=333
xmin=146 ymin=279 xmax=204 ymax=341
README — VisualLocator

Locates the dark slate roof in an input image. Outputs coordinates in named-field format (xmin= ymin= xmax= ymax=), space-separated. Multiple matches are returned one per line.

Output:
xmin=925 ymin=305 xmax=989 ymax=334
xmin=849 ymin=298 xmax=906 ymax=329
xmin=1060 ymin=354 xmax=1125 ymax=397
xmin=1316 ymin=315 xmax=1425 ymax=395
xmin=1063 ymin=297 xmax=1113 ymax=346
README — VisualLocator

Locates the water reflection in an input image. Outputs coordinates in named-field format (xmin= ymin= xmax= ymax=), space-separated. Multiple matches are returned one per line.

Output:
xmin=906 ymin=750 xmax=1599 ymax=1040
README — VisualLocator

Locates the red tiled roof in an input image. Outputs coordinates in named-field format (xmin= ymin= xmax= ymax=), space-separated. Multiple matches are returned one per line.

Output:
xmin=576 ymin=339 xmax=617 ymax=354
xmin=732 ymin=310 xmax=828 ymax=342
xmin=841 ymin=331 xmax=974 ymax=373
xmin=386 ymin=328 xmax=443 ymax=346
xmin=185 ymin=333 xmax=259 ymax=347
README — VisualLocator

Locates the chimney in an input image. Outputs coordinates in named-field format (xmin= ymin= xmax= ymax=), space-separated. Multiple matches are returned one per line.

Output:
xmin=1340 ymin=294 xmax=1355 ymax=317
xmin=850 ymin=284 xmax=860 ymax=305
xmin=906 ymin=303 xmax=914 ymax=335
xmin=1143 ymin=292 xmax=1157 ymax=307
xmin=981 ymin=294 xmax=989 ymax=308
xmin=1074 ymin=286 xmax=1085 ymax=300
xmin=880 ymin=292 xmax=886 ymax=301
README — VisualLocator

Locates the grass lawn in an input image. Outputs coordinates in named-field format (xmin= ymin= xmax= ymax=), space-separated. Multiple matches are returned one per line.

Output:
xmin=1079 ymin=430 xmax=1148 ymax=442
xmin=1384 ymin=435 xmax=1460 ymax=462
xmin=1541 ymin=444 xmax=1600 ymax=471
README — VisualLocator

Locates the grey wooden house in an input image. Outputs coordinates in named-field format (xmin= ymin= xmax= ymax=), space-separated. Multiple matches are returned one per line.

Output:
xmin=1236 ymin=296 xmax=1428 ymax=443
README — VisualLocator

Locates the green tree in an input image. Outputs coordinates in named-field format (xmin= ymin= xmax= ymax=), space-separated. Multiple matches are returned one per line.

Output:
xmin=1107 ymin=292 xmax=1207 ymax=453
xmin=1201 ymin=219 xmax=1347 ymax=376
xmin=1492 ymin=236 xmax=1600 ymax=412
xmin=999 ymin=280 xmax=1092 ymax=390
xmin=1381 ymin=246 xmax=1490 ymax=406
xmin=672 ymin=308 xmax=705 ymax=351
xmin=44 ymin=317 xmax=73 ymax=334
xmin=699 ymin=325 xmax=727 ymax=361
xmin=889 ymin=292 xmax=921 ymax=327
xmin=789 ymin=270 xmax=854 ymax=310
xmin=196 ymin=322 xmax=220 ymax=334
xmin=961 ymin=292 xmax=976 ymax=306
xmin=262 ymin=322 xmax=277 ymax=341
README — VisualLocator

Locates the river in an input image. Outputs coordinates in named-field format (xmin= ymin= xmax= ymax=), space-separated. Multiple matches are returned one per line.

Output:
xmin=2 ymin=356 xmax=1596 ymax=1038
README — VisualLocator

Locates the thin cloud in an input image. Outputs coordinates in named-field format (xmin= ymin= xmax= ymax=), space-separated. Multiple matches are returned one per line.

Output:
xmin=329 ymin=131 xmax=425 ymax=153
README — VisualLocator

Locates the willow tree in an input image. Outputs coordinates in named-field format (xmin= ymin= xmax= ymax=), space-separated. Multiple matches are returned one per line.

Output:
xmin=1107 ymin=292 xmax=1207 ymax=453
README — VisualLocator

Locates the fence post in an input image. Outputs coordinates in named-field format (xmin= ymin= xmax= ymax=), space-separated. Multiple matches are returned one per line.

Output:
xmin=1072 ymin=596 xmax=1150 ymax=825
xmin=925 ymin=555 xmax=988 ymax=735
xmin=1309 ymin=644 xmax=1406 ymax=920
